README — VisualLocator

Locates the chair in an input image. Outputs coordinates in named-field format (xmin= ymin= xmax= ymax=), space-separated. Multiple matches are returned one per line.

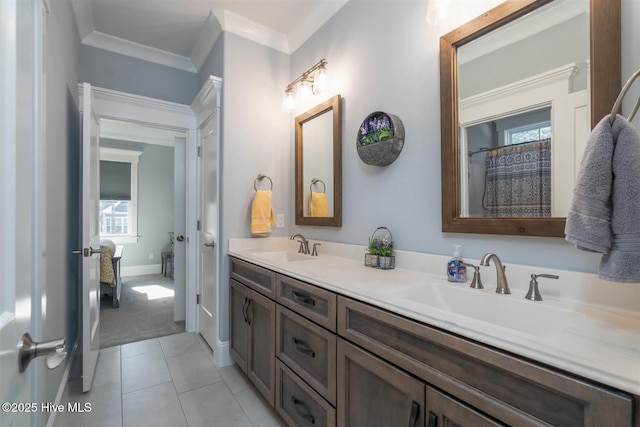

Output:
xmin=161 ymin=251 xmax=173 ymax=278
xmin=100 ymin=240 xmax=123 ymax=308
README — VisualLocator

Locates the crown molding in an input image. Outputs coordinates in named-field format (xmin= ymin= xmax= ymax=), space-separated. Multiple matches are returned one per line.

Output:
xmin=213 ymin=9 xmax=289 ymax=54
xmin=83 ymin=31 xmax=197 ymax=73
xmin=70 ymin=0 xmax=94 ymax=40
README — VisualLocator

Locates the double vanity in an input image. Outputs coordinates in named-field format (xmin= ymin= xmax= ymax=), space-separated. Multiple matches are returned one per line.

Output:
xmin=228 ymin=237 xmax=640 ymax=427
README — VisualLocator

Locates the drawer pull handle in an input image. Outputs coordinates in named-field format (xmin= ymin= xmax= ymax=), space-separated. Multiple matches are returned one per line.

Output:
xmin=291 ymin=396 xmax=315 ymax=424
xmin=409 ymin=401 xmax=420 ymax=427
xmin=427 ymin=411 xmax=437 ymax=427
xmin=292 ymin=337 xmax=315 ymax=358
xmin=291 ymin=290 xmax=316 ymax=306
xmin=242 ymin=297 xmax=249 ymax=323
xmin=246 ymin=299 xmax=252 ymax=326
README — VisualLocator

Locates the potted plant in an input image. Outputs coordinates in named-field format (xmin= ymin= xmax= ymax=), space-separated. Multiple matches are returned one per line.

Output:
xmin=365 ymin=230 xmax=395 ymax=269
xmin=377 ymin=234 xmax=395 ymax=270
xmin=366 ymin=235 xmax=382 ymax=267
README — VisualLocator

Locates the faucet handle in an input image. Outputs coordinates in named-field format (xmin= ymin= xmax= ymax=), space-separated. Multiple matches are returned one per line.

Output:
xmin=525 ymin=273 xmax=559 ymax=301
xmin=311 ymin=243 xmax=321 ymax=256
xmin=462 ymin=262 xmax=483 ymax=289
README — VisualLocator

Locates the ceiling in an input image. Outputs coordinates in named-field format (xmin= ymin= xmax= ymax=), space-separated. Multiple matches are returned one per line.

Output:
xmin=71 ymin=0 xmax=348 ymax=72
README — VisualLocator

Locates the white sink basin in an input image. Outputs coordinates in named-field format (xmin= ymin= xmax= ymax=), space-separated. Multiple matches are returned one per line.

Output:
xmin=251 ymin=251 xmax=315 ymax=263
xmin=394 ymin=283 xmax=575 ymax=336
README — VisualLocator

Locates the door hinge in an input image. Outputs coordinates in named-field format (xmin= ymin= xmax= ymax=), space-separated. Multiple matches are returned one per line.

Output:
xmin=196 ymin=220 xmax=201 ymax=231
xmin=197 ymin=146 xmax=202 ymax=157
xmin=196 ymin=294 xmax=201 ymax=304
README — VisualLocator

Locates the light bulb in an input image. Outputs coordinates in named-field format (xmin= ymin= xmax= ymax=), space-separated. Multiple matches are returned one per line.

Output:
xmin=426 ymin=0 xmax=449 ymax=25
xmin=283 ymin=91 xmax=295 ymax=112
xmin=297 ymin=80 xmax=312 ymax=103
xmin=313 ymin=67 xmax=328 ymax=95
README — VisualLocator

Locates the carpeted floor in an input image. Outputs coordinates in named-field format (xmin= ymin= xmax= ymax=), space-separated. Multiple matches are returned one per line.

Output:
xmin=100 ymin=274 xmax=185 ymax=348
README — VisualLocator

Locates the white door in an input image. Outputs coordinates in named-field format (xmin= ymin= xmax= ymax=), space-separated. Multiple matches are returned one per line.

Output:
xmin=80 ymin=82 xmax=101 ymax=392
xmin=0 ymin=1 xmax=48 ymax=425
xmin=197 ymin=118 xmax=219 ymax=348
xmin=174 ymin=137 xmax=187 ymax=322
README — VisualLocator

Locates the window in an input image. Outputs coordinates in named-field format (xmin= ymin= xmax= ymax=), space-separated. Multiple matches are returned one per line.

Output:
xmin=505 ymin=121 xmax=551 ymax=145
xmin=100 ymin=147 xmax=142 ymax=244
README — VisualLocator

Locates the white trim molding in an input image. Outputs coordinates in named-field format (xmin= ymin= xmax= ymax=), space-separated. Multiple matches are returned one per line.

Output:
xmin=79 ymin=84 xmax=195 ymax=130
xmin=191 ymin=75 xmax=222 ymax=129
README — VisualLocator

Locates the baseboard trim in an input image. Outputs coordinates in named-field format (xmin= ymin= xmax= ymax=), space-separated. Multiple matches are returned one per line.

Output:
xmin=214 ymin=339 xmax=233 ymax=367
xmin=121 ymin=263 xmax=162 ymax=277
xmin=46 ymin=340 xmax=79 ymax=427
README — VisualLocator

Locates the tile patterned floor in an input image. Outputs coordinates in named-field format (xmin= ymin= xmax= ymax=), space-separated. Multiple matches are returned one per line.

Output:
xmin=55 ymin=333 xmax=287 ymax=427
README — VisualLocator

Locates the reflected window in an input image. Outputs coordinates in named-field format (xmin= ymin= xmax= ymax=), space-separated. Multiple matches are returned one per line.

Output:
xmin=506 ymin=121 xmax=551 ymax=145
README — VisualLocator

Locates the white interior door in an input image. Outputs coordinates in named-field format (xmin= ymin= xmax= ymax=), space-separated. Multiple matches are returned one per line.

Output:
xmin=174 ymin=137 xmax=187 ymax=322
xmin=197 ymin=118 xmax=219 ymax=349
xmin=0 ymin=1 xmax=47 ymax=425
xmin=80 ymin=82 xmax=101 ymax=392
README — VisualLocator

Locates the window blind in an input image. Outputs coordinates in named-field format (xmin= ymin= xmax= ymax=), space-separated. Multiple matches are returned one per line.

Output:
xmin=100 ymin=161 xmax=131 ymax=200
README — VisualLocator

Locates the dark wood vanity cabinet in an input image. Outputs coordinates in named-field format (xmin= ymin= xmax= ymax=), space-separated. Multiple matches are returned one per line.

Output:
xmin=338 ymin=296 xmax=634 ymax=427
xmin=229 ymin=256 xmax=636 ymax=427
xmin=229 ymin=277 xmax=276 ymax=406
xmin=337 ymin=338 xmax=425 ymax=427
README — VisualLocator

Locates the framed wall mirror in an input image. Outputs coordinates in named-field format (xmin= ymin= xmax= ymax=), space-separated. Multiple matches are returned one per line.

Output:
xmin=295 ymin=94 xmax=342 ymax=227
xmin=441 ymin=0 xmax=620 ymax=236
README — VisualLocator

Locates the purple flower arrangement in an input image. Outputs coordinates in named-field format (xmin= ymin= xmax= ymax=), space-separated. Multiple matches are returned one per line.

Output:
xmin=358 ymin=113 xmax=394 ymax=146
xmin=367 ymin=234 xmax=394 ymax=257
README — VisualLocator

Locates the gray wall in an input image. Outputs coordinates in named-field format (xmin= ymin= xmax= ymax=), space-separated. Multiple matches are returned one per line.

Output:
xmin=198 ymin=35 xmax=224 ymax=88
xmin=100 ymin=139 xmax=175 ymax=268
xmin=218 ymin=32 xmax=291 ymax=341
xmin=285 ymin=0 xmax=640 ymax=275
xmin=79 ymin=45 xmax=199 ymax=105
xmin=44 ymin=0 xmax=80 ymax=422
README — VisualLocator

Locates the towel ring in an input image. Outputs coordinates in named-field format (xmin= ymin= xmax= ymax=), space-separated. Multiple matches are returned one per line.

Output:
xmin=310 ymin=178 xmax=326 ymax=194
xmin=254 ymin=174 xmax=273 ymax=191
xmin=609 ymin=68 xmax=640 ymax=124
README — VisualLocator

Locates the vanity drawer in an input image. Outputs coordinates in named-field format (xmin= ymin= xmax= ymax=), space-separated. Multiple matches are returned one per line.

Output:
xmin=276 ymin=274 xmax=337 ymax=332
xmin=230 ymin=256 xmax=276 ymax=298
xmin=275 ymin=359 xmax=336 ymax=427
xmin=338 ymin=296 xmax=633 ymax=427
xmin=276 ymin=305 xmax=337 ymax=405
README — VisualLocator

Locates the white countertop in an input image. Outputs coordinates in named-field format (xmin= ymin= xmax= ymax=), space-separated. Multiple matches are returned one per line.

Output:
xmin=229 ymin=237 xmax=640 ymax=395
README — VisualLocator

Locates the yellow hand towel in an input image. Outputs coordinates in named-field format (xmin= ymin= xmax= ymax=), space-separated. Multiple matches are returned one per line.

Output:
xmin=309 ymin=192 xmax=330 ymax=217
xmin=251 ymin=190 xmax=276 ymax=236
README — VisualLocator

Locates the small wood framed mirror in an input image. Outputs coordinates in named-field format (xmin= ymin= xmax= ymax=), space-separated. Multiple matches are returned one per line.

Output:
xmin=440 ymin=0 xmax=620 ymax=236
xmin=295 ymin=94 xmax=342 ymax=227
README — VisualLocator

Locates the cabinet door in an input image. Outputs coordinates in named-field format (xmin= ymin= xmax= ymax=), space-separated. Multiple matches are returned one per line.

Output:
xmin=337 ymin=338 xmax=425 ymax=427
xmin=247 ymin=289 xmax=276 ymax=406
xmin=425 ymin=387 xmax=505 ymax=427
xmin=230 ymin=279 xmax=249 ymax=373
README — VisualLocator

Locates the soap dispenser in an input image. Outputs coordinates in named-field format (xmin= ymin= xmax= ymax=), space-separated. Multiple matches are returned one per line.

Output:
xmin=447 ymin=245 xmax=467 ymax=283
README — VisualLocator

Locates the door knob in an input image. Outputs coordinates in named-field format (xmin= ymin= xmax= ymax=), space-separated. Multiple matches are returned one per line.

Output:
xmin=71 ymin=247 xmax=101 ymax=257
xmin=204 ymin=241 xmax=215 ymax=248
xmin=19 ymin=333 xmax=67 ymax=372
xmin=176 ymin=235 xmax=184 ymax=242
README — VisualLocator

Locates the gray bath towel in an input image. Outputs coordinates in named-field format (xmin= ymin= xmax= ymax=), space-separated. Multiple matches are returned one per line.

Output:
xmin=565 ymin=115 xmax=640 ymax=283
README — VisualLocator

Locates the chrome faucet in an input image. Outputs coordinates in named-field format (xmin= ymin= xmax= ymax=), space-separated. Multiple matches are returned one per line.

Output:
xmin=480 ymin=253 xmax=510 ymax=294
xmin=290 ymin=234 xmax=310 ymax=255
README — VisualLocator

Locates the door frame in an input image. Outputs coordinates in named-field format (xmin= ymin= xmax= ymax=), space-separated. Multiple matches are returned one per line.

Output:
xmin=79 ymin=84 xmax=199 ymax=331
xmin=192 ymin=76 xmax=229 ymax=366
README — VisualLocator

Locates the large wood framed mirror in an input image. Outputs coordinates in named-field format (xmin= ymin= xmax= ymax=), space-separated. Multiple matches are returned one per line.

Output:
xmin=295 ymin=94 xmax=342 ymax=227
xmin=441 ymin=0 xmax=620 ymax=236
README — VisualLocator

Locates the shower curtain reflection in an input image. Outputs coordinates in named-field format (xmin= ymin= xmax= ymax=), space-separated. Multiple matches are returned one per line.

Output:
xmin=483 ymin=140 xmax=552 ymax=218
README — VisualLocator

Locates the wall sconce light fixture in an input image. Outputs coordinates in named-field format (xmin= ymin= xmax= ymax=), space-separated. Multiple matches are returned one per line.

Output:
xmin=283 ymin=59 xmax=328 ymax=112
